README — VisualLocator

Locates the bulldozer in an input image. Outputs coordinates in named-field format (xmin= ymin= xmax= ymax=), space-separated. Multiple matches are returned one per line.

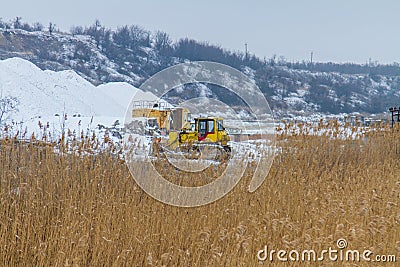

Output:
xmin=130 ymin=101 xmax=232 ymax=157
xmin=167 ymin=117 xmax=231 ymax=156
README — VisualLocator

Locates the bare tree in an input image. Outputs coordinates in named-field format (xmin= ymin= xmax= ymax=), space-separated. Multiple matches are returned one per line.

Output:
xmin=13 ymin=16 xmax=22 ymax=29
xmin=49 ymin=22 xmax=55 ymax=35
xmin=85 ymin=20 xmax=105 ymax=48
xmin=154 ymin=30 xmax=171 ymax=50
xmin=113 ymin=25 xmax=130 ymax=48
xmin=0 ymin=96 xmax=19 ymax=124
xmin=129 ymin=25 xmax=150 ymax=47
xmin=70 ymin=25 xmax=83 ymax=36
xmin=33 ymin=22 xmax=44 ymax=31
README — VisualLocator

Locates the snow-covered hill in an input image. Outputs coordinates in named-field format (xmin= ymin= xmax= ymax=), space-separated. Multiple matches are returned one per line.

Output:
xmin=1 ymin=28 xmax=400 ymax=116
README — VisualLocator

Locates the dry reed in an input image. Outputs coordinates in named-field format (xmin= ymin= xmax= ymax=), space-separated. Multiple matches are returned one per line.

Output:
xmin=0 ymin=122 xmax=399 ymax=266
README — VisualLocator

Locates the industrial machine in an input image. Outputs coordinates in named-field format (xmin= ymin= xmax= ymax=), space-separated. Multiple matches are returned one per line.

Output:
xmin=130 ymin=100 xmax=191 ymax=135
xmin=130 ymin=101 xmax=232 ymax=157
xmin=167 ymin=117 xmax=231 ymax=155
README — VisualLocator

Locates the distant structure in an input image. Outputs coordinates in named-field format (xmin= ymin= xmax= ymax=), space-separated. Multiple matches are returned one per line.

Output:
xmin=389 ymin=107 xmax=400 ymax=128
xmin=244 ymin=43 xmax=248 ymax=60
xmin=310 ymin=51 xmax=313 ymax=64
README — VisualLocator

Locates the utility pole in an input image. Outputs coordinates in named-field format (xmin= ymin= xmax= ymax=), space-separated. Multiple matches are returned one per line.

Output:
xmin=310 ymin=51 xmax=313 ymax=64
xmin=245 ymin=43 xmax=248 ymax=60
xmin=389 ymin=107 xmax=400 ymax=128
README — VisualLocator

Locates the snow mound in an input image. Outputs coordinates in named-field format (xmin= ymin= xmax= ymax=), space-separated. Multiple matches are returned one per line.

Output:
xmin=0 ymin=57 xmax=159 ymax=122
xmin=97 ymin=82 xmax=161 ymax=111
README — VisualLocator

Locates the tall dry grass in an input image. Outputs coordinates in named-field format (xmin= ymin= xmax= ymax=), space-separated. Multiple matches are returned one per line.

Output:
xmin=0 ymin=123 xmax=399 ymax=266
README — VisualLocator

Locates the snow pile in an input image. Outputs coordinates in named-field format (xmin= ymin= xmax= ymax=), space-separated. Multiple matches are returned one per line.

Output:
xmin=97 ymin=82 xmax=172 ymax=117
xmin=0 ymin=57 xmax=161 ymax=120
xmin=0 ymin=58 xmax=118 ymax=120
xmin=0 ymin=57 xmax=163 ymax=139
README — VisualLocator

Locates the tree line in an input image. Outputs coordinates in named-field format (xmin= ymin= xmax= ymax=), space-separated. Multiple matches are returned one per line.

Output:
xmin=3 ymin=17 xmax=400 ymax=78
xmin=2 ymin=17 xmax=400 ymax=114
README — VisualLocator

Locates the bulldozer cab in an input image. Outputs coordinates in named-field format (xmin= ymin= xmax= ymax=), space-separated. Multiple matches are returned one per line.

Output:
xmin=197 ymin=119 xmax=214 ymax=141
xmin=195 ymin=118 xmax=228 ymax=145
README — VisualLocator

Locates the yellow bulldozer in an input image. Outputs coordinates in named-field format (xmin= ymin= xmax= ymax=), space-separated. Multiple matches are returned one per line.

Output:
xmin=131 ymin=101 xmax=231 ymax=156
xmin=168 ymin=117 xmax=231 ymax=155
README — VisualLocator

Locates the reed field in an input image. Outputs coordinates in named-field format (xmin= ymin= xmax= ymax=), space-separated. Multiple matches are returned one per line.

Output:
xmin=0 ymin=122 xmax=399 ymax=266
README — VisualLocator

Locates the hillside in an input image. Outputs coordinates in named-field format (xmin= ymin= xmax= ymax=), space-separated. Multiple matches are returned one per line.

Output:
xmin=1 ymin=25 xmax=400 ymax=116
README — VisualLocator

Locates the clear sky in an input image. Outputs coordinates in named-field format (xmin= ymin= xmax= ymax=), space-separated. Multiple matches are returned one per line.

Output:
xmin=1 ymin=0 xmax=399 ymax=64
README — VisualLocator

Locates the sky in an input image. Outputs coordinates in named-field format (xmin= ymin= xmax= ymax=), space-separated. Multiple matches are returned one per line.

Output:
xmin=1 ymin=0 xmax=400 ymax=64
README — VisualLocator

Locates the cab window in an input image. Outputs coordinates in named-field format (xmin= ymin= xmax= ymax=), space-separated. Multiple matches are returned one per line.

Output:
xmin=207 ymin=120 xmax=215 ymax=133
xmin=217 ymin=120 xmax=224 ymax=131
xmin=199 ymin=120 xmax=207 ymax=137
